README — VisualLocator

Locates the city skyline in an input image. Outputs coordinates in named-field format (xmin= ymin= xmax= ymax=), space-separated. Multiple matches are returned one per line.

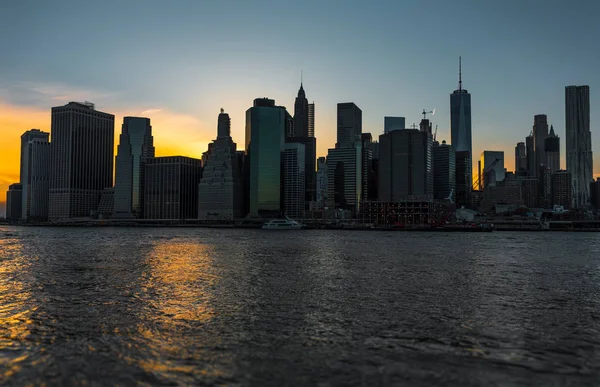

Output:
xmin=1 ymin=1 xmax=600 ymax=215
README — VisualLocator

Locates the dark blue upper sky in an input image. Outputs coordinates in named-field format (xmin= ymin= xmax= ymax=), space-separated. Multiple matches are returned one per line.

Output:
xmin=1 ymin=0 xmax=599 ymax=171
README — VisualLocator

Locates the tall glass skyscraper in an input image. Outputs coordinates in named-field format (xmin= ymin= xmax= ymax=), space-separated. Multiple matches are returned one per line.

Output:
xmin=337 ymin=103 xmax=362 ymax=148
xmin=565 ymin=85 xmax=593 ymax=208
xmin=450 ymin=58 xmax=472 ymax=186
xmin=114 ymin=117 xmax=155 ymax=218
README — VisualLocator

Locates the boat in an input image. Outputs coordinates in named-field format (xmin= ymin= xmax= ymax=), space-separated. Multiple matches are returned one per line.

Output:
xmin=261 ymin=218 xmax=304 ymax=230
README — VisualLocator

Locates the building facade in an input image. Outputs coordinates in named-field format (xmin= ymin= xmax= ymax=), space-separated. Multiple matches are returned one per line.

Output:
xmin=565 ymin=85 xmax=593 ymax=208
xmin=551 ymin=170 xmax=573 ymax=208
xmin=591 ymin=178 xmax=600 ymax=210
xmin=455 ymin=151 xmax=471 ymax=208
xmin=144 ymin=156 xmax=202 ymax=220
xmin=545 ymin=125 xmax=560 ymax=174
xmin=515 ymin=142 xmax=527 ymax=173
xmin=308 ymin=103 xmax=315 ymax=137
xmin=315 ymin=157 xmax=328 ymax=209
xmin=433 ymin=141 xmax=456 ymax=200
xmin=326 ymin=143 xmax=365 ymax=211
xmin=198 ymin=110 xmax=243 ymax=220
xmin=337 ymin=103 xmax=362 ymax=148
xmin=114 ymin=117 xmax=155 ymax=218
xmin=6 ymin=184 xmax=23 ymax=220
xmin=282 ymin=143 xmax=306 ymax=218
xmin=384 ymin=116 xmax=405 ymax=133
xmin=526 ymin=133 xmax=535 ymax=177
xmin=532 ymin=114 xmax=549 ymax=177
xmin=49 ymin=102 xmax=115 ymax=220
xmin=20 ymin=129 xmax=50 ymax=220
xmin=450 ymin=58 xmax=472 ymax=187
xmin=522 ymin=179 xmax=539 ymax=208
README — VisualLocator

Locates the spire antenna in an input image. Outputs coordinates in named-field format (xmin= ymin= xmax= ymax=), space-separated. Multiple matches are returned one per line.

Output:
xmin=459 ymin=56 xmax=462 ymax=91
xmin=301 ymin=70 xmax=303 ymax=85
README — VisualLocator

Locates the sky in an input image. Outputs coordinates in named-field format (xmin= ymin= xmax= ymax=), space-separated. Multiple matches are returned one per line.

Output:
xmin=1 ymin=0 xmax=600 ymax=216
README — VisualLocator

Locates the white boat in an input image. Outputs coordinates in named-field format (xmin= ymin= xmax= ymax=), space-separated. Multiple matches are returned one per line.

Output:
xmin=261 ymin=218 xmax=304 ymax=230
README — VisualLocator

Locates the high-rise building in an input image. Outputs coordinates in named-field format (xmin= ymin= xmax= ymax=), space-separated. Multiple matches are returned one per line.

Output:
xmin=479 ymin=151 xmax=505 ymax=189
xmin=545 ymin=125 xmax=560 ymax=174
xmin=282 ymin=143 xmax=306 ymax=218
xmin=515 ymin=142 xmax=527 ymax=173
xmin=315 ymin=157 xmax=327 ymax=209
xmin=49 ymin=102 xmax=114 ymax=220
xmin=526 ymin=133 xmax=535 ymax=177
xmin=198 ymin=109 xmax=242 ymax=220
xmin=246 ymin=98 xmax=286 ymax=218
xmin=293 ymin=83 xmax=309 ymax=137
xmin=532 ymin=114 xmax=549 ymax=177
xmin=308 ymin=103 xmax=315 ymax=137
xmin=326 ymin=143 xmax=364 ymax=211
xmin=538 ymin=165 xmax=551 ymax=209
xmin=379 ymin=125 xmax=433 ymax=202
xmin=551 ymin=170 xmax=573 ymax=208
xmin=6 ymin=183 xmax=23 ymax=220
xmin=114 ymin=117 xmax=154 ymax=218
xmin=522 ymin=179 xmax=539 ymax=208
xmin=455 ymin=151 xmax=471 ymax=208
xmin=20 ymin=129 xmax=50 ymax=220
xmin=144 ymin=156 xmax=202 ymax=220
xmin=384 ymin=117 xmax=406 ymax=133
xmin=590 ymin=178 xmax=600 ymax=210
xmin=337 ymin=103 xmax=362 ymax=148
xmin=433 ymin=141 xmax=456 ymax=200
xmin=450 ymin=57 xmax=472 ymax=187
xmin=566 ymin=85 xmax=593 ymax=208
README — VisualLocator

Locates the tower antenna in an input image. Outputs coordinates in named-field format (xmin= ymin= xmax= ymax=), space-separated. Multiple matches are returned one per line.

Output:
xmin=459 ymin=56 xmax=462 ymax=91
xmin=301 ymin=70 xmax=303 ymax=85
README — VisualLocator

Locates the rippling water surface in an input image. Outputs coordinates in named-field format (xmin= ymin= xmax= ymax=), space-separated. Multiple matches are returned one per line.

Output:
xmin=1 ymin=226 xmax=600 ymax=386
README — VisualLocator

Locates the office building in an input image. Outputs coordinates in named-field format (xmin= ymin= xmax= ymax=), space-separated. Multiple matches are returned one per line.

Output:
xmin=566 ymin=85 xmax=593 ymax=207
xmin=308 ymin=103 xmax=315 ymax=137
xmin=384 ymin=117 xmax=406 ymax=133
xmin=20 ymin=129 xmax=50 ymax=220
xmin=326 ymin=143 xmax=365 ymax=211
xmin=515 ymin=142 xmax=527 ymax=173
xmin=551 ymin=170 xmax=573 ymax=208
xmin=522 ymin=179 xmax=539 ymax=208
xmin=293 ymin=83 xmax=309 ymax=137
xmin=144 ymin=156 xmax=202 ymax=220
xmin=246 ymin=98 xmax=286 ymax=218
xmin=113 ymin=117 xmax=155 ymax=218
xmin=526 ymin=133 xmax=535 ymax=177
xmin=198 ymin=110 xmax=243 ymax=220
xmin=49 ymin=102 xmax=114 ymax=220
xmin=282 ymin=143 xmax=306 ymax=218
xmin=590 ymin=178 xmax=600 ymax=210
xmin=6 ymin=184 xmax=23 ymax=220
xmin=532 ymin=114 xmax=549 ymax=177
xmin=538 ymin=165 xmax=551 ymax=209
xmin=450 ymin=57 xmax=472 ymax=186
xmin=433 ymin=141 xmax=456 ymax=200
xmin=479 ymin=151 xmax=505 ymax=189
xmin=379 ymin=124 xmax=433 ymax=202
xmin=291 ymin=84 xmax=316 ymax=207
xmin=455 ymin=151 xmax=471 ymax=208
xmin=337 ymin=103 xmax=362 ymax=148
xmin=545 ymin=125 xmax=560 ymax=174
xmin=315 ymin=157 xmax=327 ymax=209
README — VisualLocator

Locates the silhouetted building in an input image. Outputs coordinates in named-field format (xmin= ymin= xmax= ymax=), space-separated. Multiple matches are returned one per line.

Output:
xmin=551 ymin=170 xmax=573 ymax=208
xmin=326 ymin=143 xmax=365 ymax=212
xmin=384 ymin=116 xmax=405 ymax=133
xmin=379 ymin=126 xmax=433 ymax=202
xmin=545 ymin=125 xmax=560 ymax=174
xmin=532 ymin=114 xmax=549 ymax=178
xmin=282 ymin=143 xmax=306 ymax=218
xmin=114 ymin=117 xmax=155 ymax=218
xmin=566 ymin=85 xmax=593 ymax=207
xmin=515 ymin=142 xmax=527 ymax=173
xmin=538 ymin=165 xmax=551 ymax=209
xmin=479 ymin=151 xmax=505 ymax=189
xmin=49 ymin=102 xmax=114 ymax=220
xmin=97 ymin=188 xmax=114 ymax=218
xmin=526 ymin=133 xmax=535 ymax=177
xmin=451 ymin=57 xmax=472 ymax=187
xmin=591 ymin=178 xmax=600 ymax=210
xmin=6 ymin=183 xmax=22 ymax=220
xmin=522 ymin=179 xmax=539 ymax=208
xmin=433 ymin=141 xmax=456 ymax=200
xmin=20 ymin=129 xmax=50 ymax=220
xmin=246 ymin=98 xmax=286 ymax=218
xmin=455 ymin=151 xmax=471 ymax=208
xmin=293 ymin=83 xmax=309 ymax=137
xmin=337 ymin=103 xmax=362 ymax=148
xmin=315 ymin=157 xmax=327 ymax=209
xmin=308 ymin=103 xmax=315 ymax=137
xmin=144 ymin=156 xmax=202 ymax=220
xmin=198 ymin=110 xmax=242 ymax=220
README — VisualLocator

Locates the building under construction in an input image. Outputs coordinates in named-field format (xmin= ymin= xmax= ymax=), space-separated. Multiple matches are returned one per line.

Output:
xmin=358 ymin=197 xmax=452 ymax=226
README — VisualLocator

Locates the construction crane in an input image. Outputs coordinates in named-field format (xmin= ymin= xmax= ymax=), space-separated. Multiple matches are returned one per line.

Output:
xmin=422 ymin=108 xmax=436 ymax=120
xmin=473 ymin=158 xmax=501 ymax=191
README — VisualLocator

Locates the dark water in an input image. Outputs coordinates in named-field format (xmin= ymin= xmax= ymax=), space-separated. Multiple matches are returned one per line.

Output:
xmin=1 ymin=227 xmax=600 ymax=386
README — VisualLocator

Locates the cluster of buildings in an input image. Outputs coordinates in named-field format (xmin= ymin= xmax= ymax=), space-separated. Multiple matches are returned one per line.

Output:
xmin=5 ymin=63 xmax=599 ymax=224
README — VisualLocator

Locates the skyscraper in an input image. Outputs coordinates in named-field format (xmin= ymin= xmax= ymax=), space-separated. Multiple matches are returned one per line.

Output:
xmin=198 ymin=109 xmax=243 ymax=220
xmin=526 ymin=133 xmax=535 ymax=176
xmin=566 ymin=85 xmax=593 ymax=208
xmin=20 ymin=129 xmax=50 ymax=220
xmin=282 ymin=143 xmax=306 ymax=218
xmin=308 ymin=103 xmax=315 ymax=137
xmin=545 ymin=125 xmax=560 ymax=174
xmin=551 ymin=170 xmax=573 ymax=208
xmin=246 ymin=98 xmax=286 ymax=218
xmin=450 ymin=57 xmax=472 ymax=185
xmin=515 ymin=142 xmax=527 ymax=173
xmin=455 ymin=151 xmax=471 ymax=208
xmin=291 ymin=84 xmax=316 ymax=208
xmin=293 ymin=83 xmax=309 ymax=137
xmin=315 ymin=157 xmax=327 ymax=209
xmin=326 ymin=143 xmax=365 ymax=211
xmin=532 ymin=114 xmax=549 ymax=176
xmin=6 ymin=184 xmax=23 ymax=220
xmin=384 ymin=117 xmax=406 ymax=133
xmin=433 ymin=141 xmax=456 ymax=200
xmin=114 ymin=117 xmax=155 ymax=218
xmin=49 ymin=102 xmax=114 ymax=220
xmin=144 ymin=156 xmax=202 ymax=220
xmin=337 ymin=103 xmax=362 ymax=148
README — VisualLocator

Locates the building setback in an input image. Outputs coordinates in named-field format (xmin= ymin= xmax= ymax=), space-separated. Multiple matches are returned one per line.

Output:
xmin=20 ymin=129 xmax=50 ymax=220
xmin=114 ymin=117 xmax=155 ymax=218
xmin=433 ymin=141 xmax=456 ymax=200
xmin=144 ymin=156 xmax=202 ymax=220
xmin=282 ymin=142 xmax=306 ymax=218
xmin=565 ymin=85 xmax=593 ymax=208
xmin=6 ymin=184 xmax=23 ymax=220
xmin=198 ymin=110 xmax=242 ymax=220
xmin=49 ymin=102 xmax=114 ymax=220
xmin=551 ymin=170 xmax=573 ymax=208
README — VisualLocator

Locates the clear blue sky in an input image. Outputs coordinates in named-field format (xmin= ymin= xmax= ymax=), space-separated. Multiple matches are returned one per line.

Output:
xmin=1 ymin=0 xmax=599 ymax=173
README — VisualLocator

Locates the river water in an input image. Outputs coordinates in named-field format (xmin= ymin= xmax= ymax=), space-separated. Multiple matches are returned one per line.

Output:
xmin=1 ymin=226 xmax=600 ymax=386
